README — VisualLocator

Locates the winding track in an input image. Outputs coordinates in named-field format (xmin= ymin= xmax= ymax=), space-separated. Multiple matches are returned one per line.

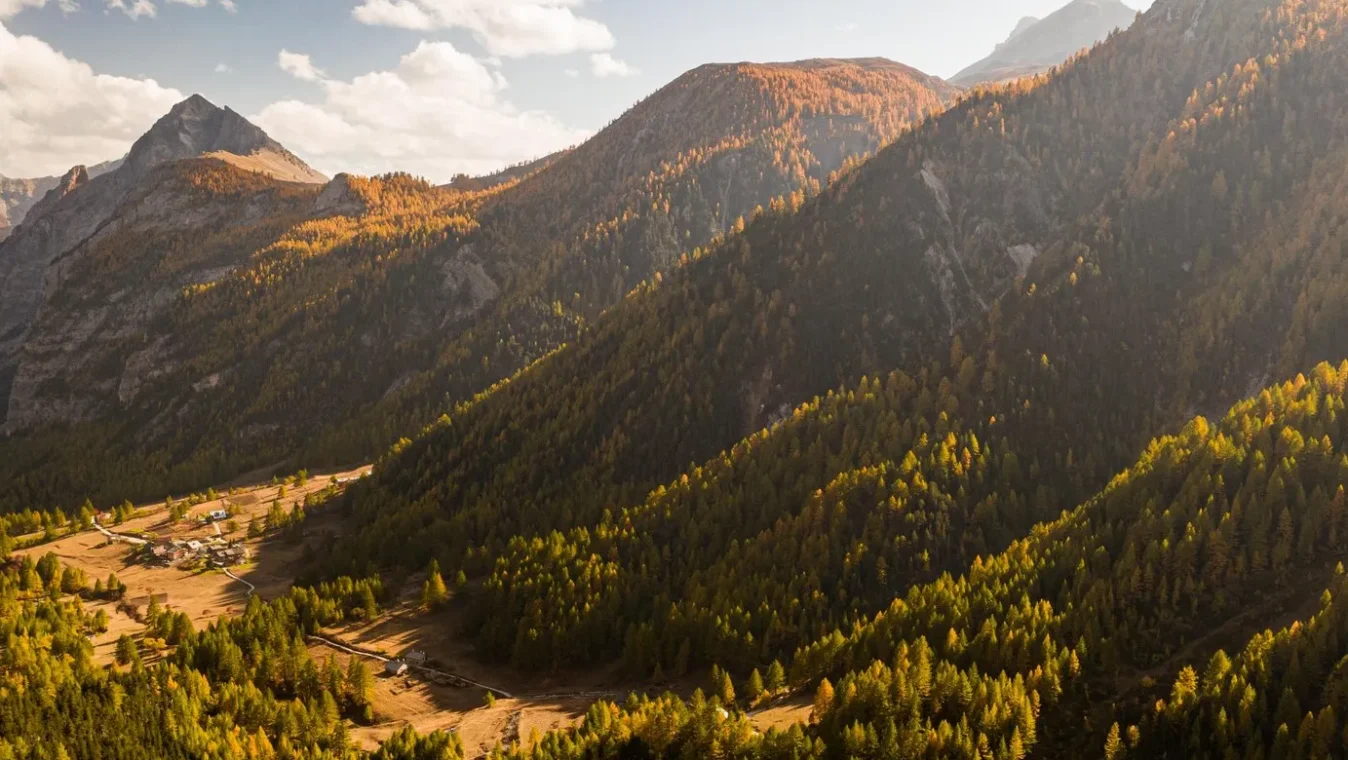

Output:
xmin=307 ymin=634 xmax=514 ymax=699
xmin=222 ymin=567 xmax=256 ymax=595
xmin=91 ymin=519 xmax=148 ymax=546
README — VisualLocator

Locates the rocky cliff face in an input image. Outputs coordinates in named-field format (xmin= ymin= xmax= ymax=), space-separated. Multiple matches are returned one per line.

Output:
xmin=0 ymin=176 xmax=58 ymax=242
xmin=3 ymin=162 xmax=319 ymax=433
xmin=0 ymin=160 xmax=123 ymax=242
xmin=0 ymin=95 xmax=326 ymax=427
xmin=0 ymin=165 xmax=113 ymax=416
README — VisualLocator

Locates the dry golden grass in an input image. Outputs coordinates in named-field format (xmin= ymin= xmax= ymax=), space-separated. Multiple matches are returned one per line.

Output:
xmin=749 ymin=698 xmax=813 ymax=733
xmin=13 ymin=465 xmax=371 ymax=664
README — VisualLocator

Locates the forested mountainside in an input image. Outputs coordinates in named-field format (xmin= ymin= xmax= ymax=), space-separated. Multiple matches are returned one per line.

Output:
xmin=6 ymin=0 xmax=1348 ymax=758
xmin=0 ymin=58 xmax=957 ymax=511
xmin=951 ymin=0 xmax=1139 ymax=86
xmin=5 ymin=366 xmax=1346 ymax=760
xmin=303 ymin=57 xmax=960 ymax=465
xmin=445 ymin=152 xmax=566 ymax=193
xmin=309 ymin=0 xmax=1348 ymax=675
xmin=492 ymin=364 xmax=1348 ymax=760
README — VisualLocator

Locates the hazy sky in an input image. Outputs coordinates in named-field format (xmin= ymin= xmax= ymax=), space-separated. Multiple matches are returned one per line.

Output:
xmin=0 ymin=0 xmax=1154 ymax=181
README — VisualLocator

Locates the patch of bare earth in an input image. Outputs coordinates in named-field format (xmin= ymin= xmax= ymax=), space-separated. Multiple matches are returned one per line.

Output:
xmin=310 ymin=599 xmax=632 ymax=756
xmin=749 ymin=698 xmax=813 ymax=733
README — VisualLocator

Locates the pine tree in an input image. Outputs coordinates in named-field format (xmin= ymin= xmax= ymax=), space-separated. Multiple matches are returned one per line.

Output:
xmin=1105 ymin=722 xmax=1124 ymax=760
xmin=813 ymin=678 xmax=835 ymax=722
xmin=746 ymin=669 xmax=765 ymax=704
xmin=766 ymin=660 xmax=786 ymax=692
xmin=347 ymin=657 xmax=374 ymax=720
xmin=718 ymin=668 xmax=736 ymax=706
xmin=114 ymin=634 xmax=138 ymax=667
xmin=422 ymin=561 xmax=449 ymax=610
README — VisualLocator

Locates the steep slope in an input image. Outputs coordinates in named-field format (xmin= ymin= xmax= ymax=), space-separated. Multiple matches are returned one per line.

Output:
xmin=118 ymin=94 xmax=325 ymax=185
xmin=0 ymin=160 xmax=120 ymax=242
xmin=951 ymin=0 xmax=1139 ymax=86
xmin=306 ymin=0 xmax=1348 ymax=673
xmin=302 ymin=57 xmax=960 ymax=463
xmin=0 ymin=59 xmax=959 ymax=510
xmin=0 ymin=175 xmax=56 ymax=242
xmin=0 ymin=95 xmax=327 ymax=430
xmin=405 ymin=363 xmax=1348 ymax=760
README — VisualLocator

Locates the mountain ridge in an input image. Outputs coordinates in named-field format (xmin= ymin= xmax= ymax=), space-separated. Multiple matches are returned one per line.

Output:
xmin=0 ymin=59 xmax=957 ymax=509
xmin=306 ymin=0 xmax=1348 ymax=678
xmin=951 ymin=0 xmax=1139 ymax=86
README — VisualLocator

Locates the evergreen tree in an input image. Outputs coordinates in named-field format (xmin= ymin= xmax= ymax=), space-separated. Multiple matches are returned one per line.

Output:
xmin=813 ymin=678 xmax=835 ymax=722
xmin=422 ymin=561 xmax=449 ymax=610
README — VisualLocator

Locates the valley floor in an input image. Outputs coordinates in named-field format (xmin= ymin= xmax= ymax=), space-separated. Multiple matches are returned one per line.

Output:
xmin=10 ymin=464 xmax=695 ymax=755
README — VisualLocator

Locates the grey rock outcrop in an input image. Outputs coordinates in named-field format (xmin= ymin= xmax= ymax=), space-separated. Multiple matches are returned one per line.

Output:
xmin=0 ymin=95 xmax=326 ymax=428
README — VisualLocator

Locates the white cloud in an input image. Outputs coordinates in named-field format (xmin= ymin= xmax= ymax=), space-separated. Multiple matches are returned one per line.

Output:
xmin=105 ymin=0 xmax=155 ymax=17
xmin=590 ymin=52 xmax=636 ymax=78
xmin=0 ymin=21 xmax=183 ymax=176
xmin=253 ymin=40 xmax=588 ymax=183
xmin=352 ymin=0 xmax=430 ymax=29
xmin=0 ymin=0 xmax=76 ymax=18
xmin=563 ymin=68 xmax=578 ymax=78
xmin=164 ymin=0 xmax=236 ymax=9
xmin=214 ymin=62 xmax=230 ymax=73
xmin=278 ymin=49 xmax=323 ymax=81
xmin=105 ymin=0 xmax=235 ymax=17
xmin=352 ymin=0 xmax=614 ymax=58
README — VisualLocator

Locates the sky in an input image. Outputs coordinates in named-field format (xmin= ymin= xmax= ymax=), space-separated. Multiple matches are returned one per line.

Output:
xmin=0 ymin=0 xmax=1154 ymax=182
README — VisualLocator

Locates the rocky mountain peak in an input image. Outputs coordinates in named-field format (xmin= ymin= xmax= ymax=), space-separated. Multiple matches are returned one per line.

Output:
xmin=21 ymin=165 xmax=89 ymax=230
xmin=122 ymin=94 xmax=325 ymax=184
xmin=126 ymin=95 xmax=271 ymax=175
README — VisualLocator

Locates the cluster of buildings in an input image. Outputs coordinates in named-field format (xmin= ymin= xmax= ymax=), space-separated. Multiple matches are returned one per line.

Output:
xmin=146 ymin=536 xmax=250 ymax=568
xmin=385 ymin=650 xmax=438 ymax=678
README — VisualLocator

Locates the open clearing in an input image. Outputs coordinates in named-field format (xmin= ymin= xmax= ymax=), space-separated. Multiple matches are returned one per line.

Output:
xmin=14 ymin=465 xmax=370 ymax=663
xmin=310 ymin=600 xmax=636 ymax=755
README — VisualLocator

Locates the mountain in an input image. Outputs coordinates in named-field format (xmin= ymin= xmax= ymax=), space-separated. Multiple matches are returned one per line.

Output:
xmin=0 ymin=59 xmax=958 ymax=510
xmin=0 ymin=160 xmax=120 ymax=241
xmin=1007 ymin=15 xmax=1040 ymax=40
xmin=11 ymin=0 xmax=1348 ymax=759
xmin=951 ymin=0 xmax=1139 ymax=86
xmin=0 ymin=176 xmax=57 ymax=242
xmin=0 ymin=95 xmax=328 ymax=448
xmin=283 ymin=0 xmax=1348 ymax=752
xmin=298 ymin=0 xmax=1348 ymax=681
xmin=119 ymin=94 xmax=325 ymax=185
